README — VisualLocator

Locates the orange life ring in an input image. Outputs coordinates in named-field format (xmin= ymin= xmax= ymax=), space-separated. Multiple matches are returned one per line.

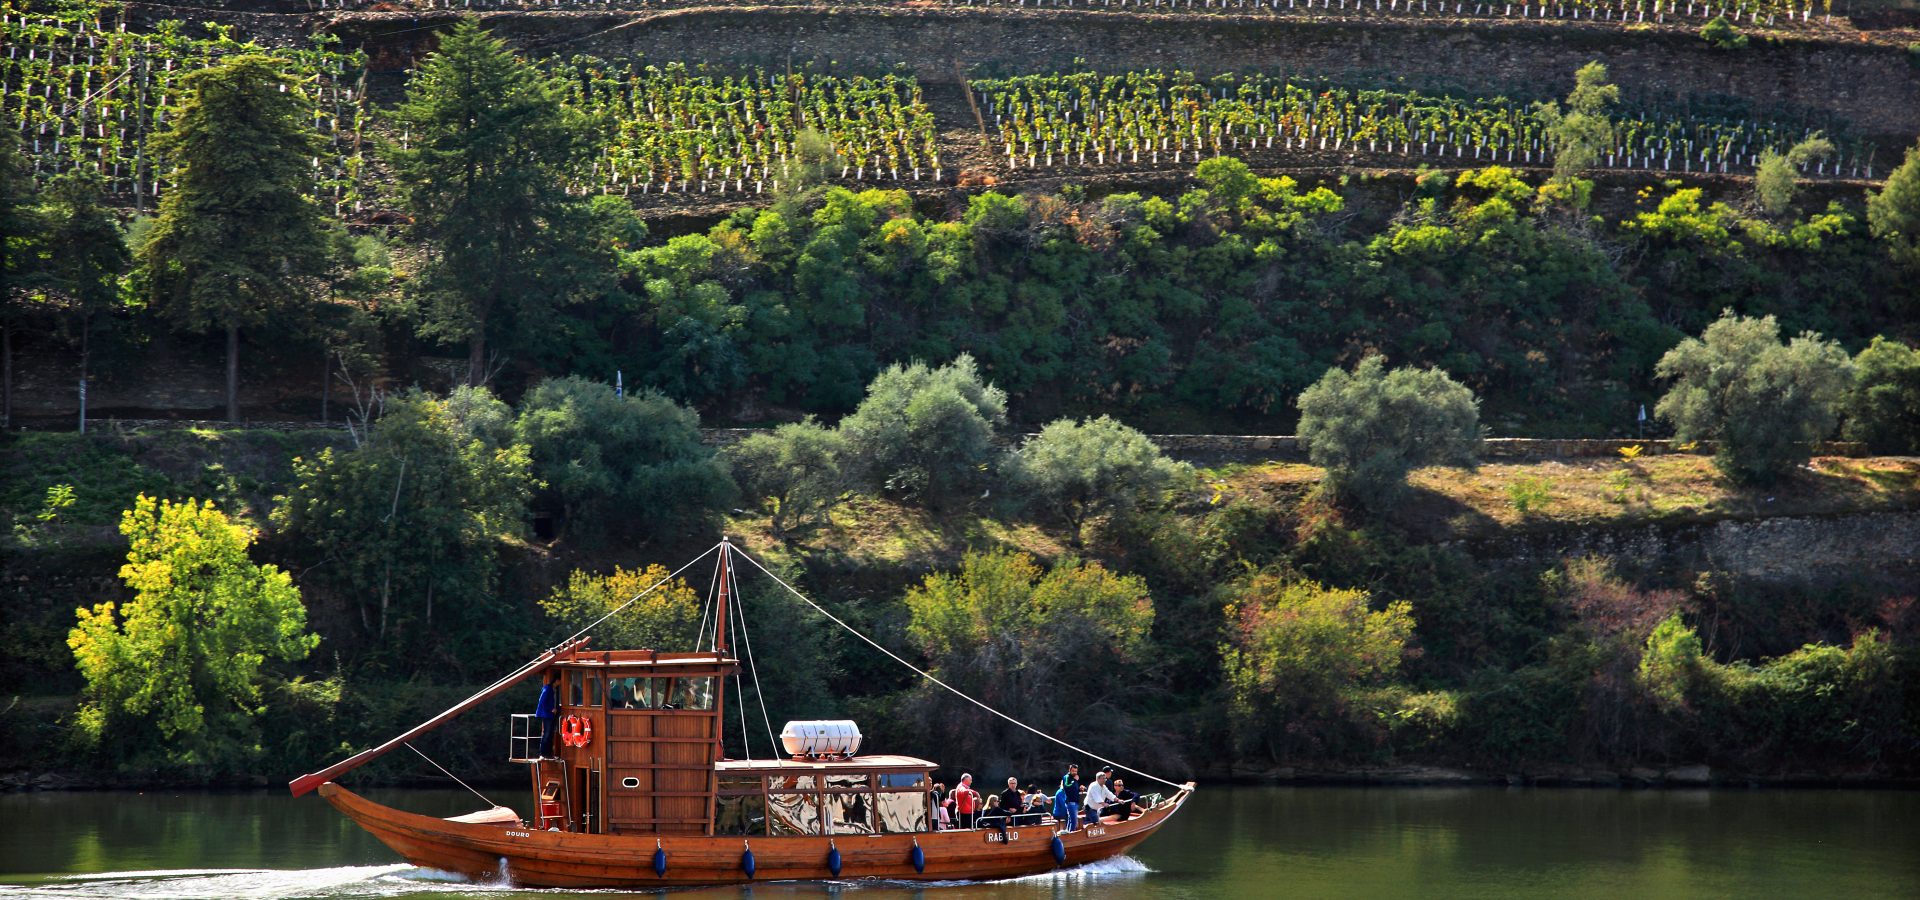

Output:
xmin=560 ymin=715 xmax=592 ymax=748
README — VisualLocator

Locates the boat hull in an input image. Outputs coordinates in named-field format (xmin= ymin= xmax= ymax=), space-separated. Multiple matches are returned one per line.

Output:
xmin=319 ymin=782 xmax=1189 ymax=887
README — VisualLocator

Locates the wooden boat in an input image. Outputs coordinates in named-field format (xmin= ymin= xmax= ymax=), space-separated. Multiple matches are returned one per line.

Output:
xmin=291 ymin=540 xmax=1194 ymax=888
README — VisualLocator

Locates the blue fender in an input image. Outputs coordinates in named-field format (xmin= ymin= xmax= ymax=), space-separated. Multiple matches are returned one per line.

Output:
xmin=1050 ymin=834 xmax=1067 ymax=866
xmin=910 ymin=841 xmax=926 ymax=874
xmin=827 ymin=844 xmax=843 ymax=878
xmin=652 ymin=846 xmax=667 ymax=878
xmin=742 ymin=846 xmax=756 ymax=879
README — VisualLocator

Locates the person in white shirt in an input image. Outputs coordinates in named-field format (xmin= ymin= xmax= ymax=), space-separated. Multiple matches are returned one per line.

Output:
xmin=1082 ymin=771 xmax=1118 ymax=824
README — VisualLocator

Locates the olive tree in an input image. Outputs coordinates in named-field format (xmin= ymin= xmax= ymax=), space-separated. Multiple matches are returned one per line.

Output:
xmin=1754 ymin=134 xmax=1835 ymax=217
xmin=1654 ymin=311 xmax=1853 ymax=484
xmin=1296 ymin=356 xmax=1481 ymax=511
xmin=1008 ymin=415 xmax=1191 ymax=546
xmin=1867 ymin=140 xmax=1920 ymax=267
xmin=839 ymin=354 xmax=1007 ymax=506
xmin=725 ymin=419 xmax=852 ymax=536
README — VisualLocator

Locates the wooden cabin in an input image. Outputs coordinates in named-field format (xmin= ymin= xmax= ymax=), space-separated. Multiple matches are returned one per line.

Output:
xmin=512 ymin=649 xmax=935 ymax=839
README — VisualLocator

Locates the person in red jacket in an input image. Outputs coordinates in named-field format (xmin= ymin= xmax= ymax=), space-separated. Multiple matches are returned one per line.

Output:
xmin=951 ymin=773 xmax=982 ymax=830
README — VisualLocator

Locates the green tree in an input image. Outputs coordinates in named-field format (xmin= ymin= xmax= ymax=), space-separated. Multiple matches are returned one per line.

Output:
xmin=1008 ymin=415 xmax=1192 ymax=546
xmin=1841 ymin=336 xmax=1920 ymax=454
xmin=902 ymin=551 xmax=1155 ymax=774
xmin=1296 ymin=356 xmax=1481 ymax=511
xmin=69 ymin=495 xmax=317 ymax=764
xmin=140 ymin=55 xmax=336 ymax=422
xmin=1220 ymin=574 xmax=1416 ymax=758
xmin=1654 ymin=311 xmax=1853 ymax=484
xmin=1534 ymin=62 xmax=1618 ymax=185
xmin=540 ymin=564 xmax=703 ymax=652
xmin=274 ymin=387 xmax=533 ymax=670
xmin=1867 ymin=140 xmax=1920 ymax=267
xmin=1 ymin=129 xmax=43 ymax=430
xmin=839 ymin=354 xmax=1008 ymax=505
xmin=1699 ymin=15 xmax=1750 ymax=50
xmin=725 ymin=419 xmax=852 ymax=537
xmin=386 ymin=19 xmax=601 ymax=386
xmin=1753 ymin=134 xmax=1834 ymax=217
xmin=511 ymin=376 xmax=733 ymax=543
xmin=38 ymin=171 xmax=131 ymax=431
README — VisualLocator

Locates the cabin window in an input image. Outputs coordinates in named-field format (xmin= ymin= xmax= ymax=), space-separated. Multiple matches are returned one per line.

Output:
xmin=585 ymin=675 xmax=601 ymax=708
xmin=568 ymin=674 xmax=583 ymax=707
xmin=645 ymin=677 xmax=671 ymax=708
xmin=874 ymin=790 xmax=930 ymax=834
xmin=671 ymin=676 xmax=715 ymax=710
xmin=826 ymin=790 xmax=874 ymax=835
xmin=877 ymin=772 xmax=926 ymax=789
xmin=608 ymin=676 xmax=641 ymax=709
xmin=766 ymin=792 xmax=822 ymax=836
xmin=714 ymin=779 xmax=767 ymax=836
xmin=766 ymin=775 xmax=816 ymax=791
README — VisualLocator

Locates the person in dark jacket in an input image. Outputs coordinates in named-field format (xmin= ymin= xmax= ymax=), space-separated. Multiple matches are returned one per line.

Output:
xmin=535 ymin=670 xmax=560 ymax=758
xmin=999 ymin=777 xmax=1026 ymax=826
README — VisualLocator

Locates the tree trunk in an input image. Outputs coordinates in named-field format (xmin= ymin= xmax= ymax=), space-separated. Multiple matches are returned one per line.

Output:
xmin=2 ymin=321 xmax=11 ymax=431
xmin=320 ymin=349 xmax=330 ymax=424
xmin=77 ymin=323 xmax=89 ymax=435
xmin=466 ymin=326 xmax=486 ymax=387
xmin=226 ymin=324 xmax=241 ymax=423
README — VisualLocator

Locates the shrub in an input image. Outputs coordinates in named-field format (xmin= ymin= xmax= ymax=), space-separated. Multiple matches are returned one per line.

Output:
xmin=900 ymin=551 xmax=1155 ymax=774
xmin=1868 ymin=140 xmax=1920 ymax=267
xmin=540 ymin=565 xmax=703 ymax=652
xmin=70 ymin=495 xmax=316 ymax=765
xmin=1700 ymin=16 xmax=1749 ymax=50
xmin=1506 ymin=477 xmax=1553 ymax=515
xmin=1841 ymin=336 xmax=1920 ymax=454
xmin=1753 ymin=134 xmax=1834 ymax=216
xmin=1296 ymin=356 xmax=1481 ymax=511
xmin=1221 ymin=573 xmax=1416 ymax=758
xmin=838 ymin=354 xmax=1007 ymax=506
xmin=725 ymin=419 xmax=852 ymax=536
xmin=1008 ymin=415 xmax=1192 ymax=546
xmin=1533 ymin=61 xmax=1617 ymax=185
xmin=1654 ymin=311 xmax=1853 ymax=485
xmin=513 ymin=376 xmax=734 ymax=542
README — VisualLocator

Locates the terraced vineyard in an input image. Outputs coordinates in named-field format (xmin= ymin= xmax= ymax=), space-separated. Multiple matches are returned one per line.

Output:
xmin=1 ymin=1 xmax=371 ymax=211
xmin=973 ymin=71 xmax=1878 ymax=178
xmin=316 ymin=0 xmax=1838 ymax=28
xmin=555 ymin=60 xmax=942 ymax=194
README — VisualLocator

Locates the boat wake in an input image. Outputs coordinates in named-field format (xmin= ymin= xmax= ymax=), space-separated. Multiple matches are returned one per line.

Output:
xmin=0 ymin=864 xmax=572 ymax=900
xmin=2 ymin=855 xmax=1152 ymax=899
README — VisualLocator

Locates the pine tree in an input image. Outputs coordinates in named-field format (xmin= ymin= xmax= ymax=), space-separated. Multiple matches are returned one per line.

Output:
xmin=0 ymin=130 xmax=43 ymax=430
xmin=386 ymin=19 xmax=601 ymax=386
xmin=140 ymin=55 xmax=336 ymax=423
xmin=40 ymin=171 xmax=131 ymax=432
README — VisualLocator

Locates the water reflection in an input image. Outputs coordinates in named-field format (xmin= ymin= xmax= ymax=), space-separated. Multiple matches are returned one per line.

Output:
xmin=1 ymin=786 xmax=1915 ymax=899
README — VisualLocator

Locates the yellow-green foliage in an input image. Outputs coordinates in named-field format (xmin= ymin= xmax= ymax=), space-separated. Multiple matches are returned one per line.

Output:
xmin=905 ymin=550 xmax=1152 ymax=660
xmin=540 ymin=565 xmax=704 ymax=653
xmin=1222 ymin=574 xmax=1415 ymax=745
xmin=69 ymin=495 xmax=316 ymax=763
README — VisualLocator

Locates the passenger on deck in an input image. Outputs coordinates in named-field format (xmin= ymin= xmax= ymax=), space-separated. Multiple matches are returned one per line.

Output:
xmin=931 ymin=782 xmax=950 ymax=830
xmin=1107 ymin=778 xmax=1140 ymax=823
xmin=1057 ymin=764 xmax=1083 ymax=831
xmin=608 ymin=680 xmax=631 ymax=710
xmin=1025 ymin=788 xmax=1051 ymax=823
xmin=952 ymin=773 xmax=982 ymax=830
xmin=999 ymin=777 xmax=1026 ymax=826
xmin=980 ymin=795 xmax=1009 ymax=838
xmin=534 ymin=670 xmax=559 ymax=758
xmin=1083 ymin=770 xmax=1117 ymax=825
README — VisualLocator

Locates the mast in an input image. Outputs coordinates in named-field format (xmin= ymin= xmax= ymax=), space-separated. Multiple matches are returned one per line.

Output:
xmin=714 ymin=538 xmax=731 ymax=655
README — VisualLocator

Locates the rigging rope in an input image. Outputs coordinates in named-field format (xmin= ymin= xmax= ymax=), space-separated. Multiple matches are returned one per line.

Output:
xmin=732 ymin=547 xmax=1188 ymax=792
xmin=405 ymin=742 xmax=502 ymax=810
xmin=725 ymin=552 xmax=781 ymax=762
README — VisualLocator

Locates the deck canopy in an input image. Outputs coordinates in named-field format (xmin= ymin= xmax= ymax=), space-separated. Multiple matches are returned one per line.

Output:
xmin=714 ymin=755 xmax=937 ymax=837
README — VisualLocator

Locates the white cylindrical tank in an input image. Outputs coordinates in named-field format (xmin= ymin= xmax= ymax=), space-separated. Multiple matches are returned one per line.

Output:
xmin=780 ymin=720 xmax=863 ymax=757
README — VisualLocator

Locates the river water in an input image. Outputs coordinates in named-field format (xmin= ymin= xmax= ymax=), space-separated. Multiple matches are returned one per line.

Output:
xmin=0 ymin=785 xmax=1915 ymax=899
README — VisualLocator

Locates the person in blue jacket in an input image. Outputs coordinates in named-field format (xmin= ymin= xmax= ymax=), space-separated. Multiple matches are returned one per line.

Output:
xmin=535 ymin=670 xmax=560 ymax=758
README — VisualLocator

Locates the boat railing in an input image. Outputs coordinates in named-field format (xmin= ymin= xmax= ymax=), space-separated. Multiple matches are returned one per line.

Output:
xmin=508 ymin=713 xmax=541 ymax=763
